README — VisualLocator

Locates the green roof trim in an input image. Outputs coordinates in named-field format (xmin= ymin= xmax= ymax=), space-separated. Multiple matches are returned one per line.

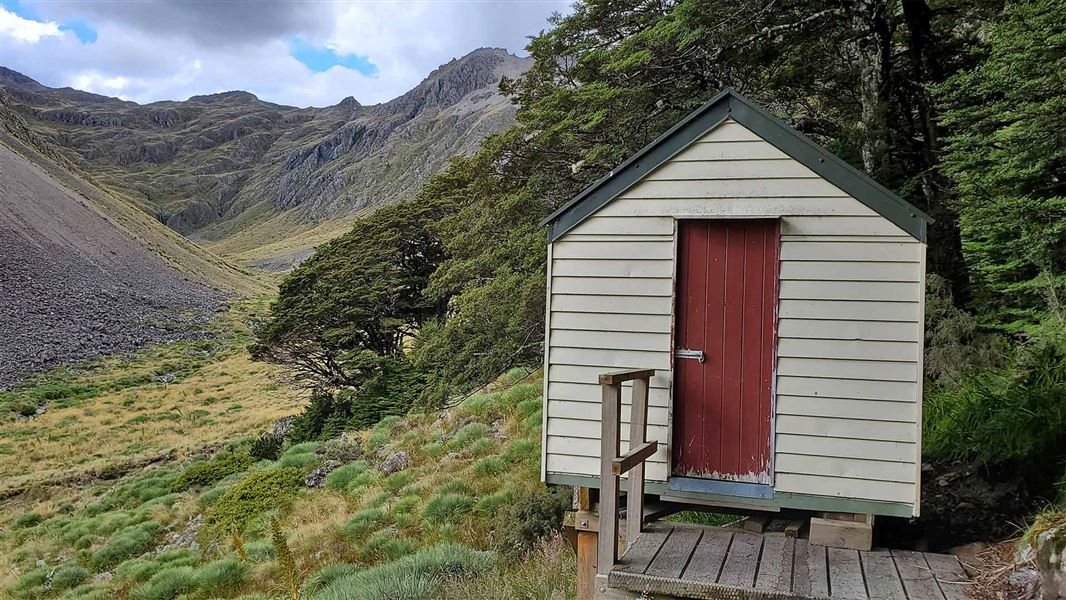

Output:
xmin=541 ymin=89 xmax=932 ymax=242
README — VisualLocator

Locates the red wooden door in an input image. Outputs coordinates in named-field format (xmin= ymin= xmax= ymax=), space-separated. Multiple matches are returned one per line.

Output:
xmin=672 ymin=219 xmax=779 ymax=484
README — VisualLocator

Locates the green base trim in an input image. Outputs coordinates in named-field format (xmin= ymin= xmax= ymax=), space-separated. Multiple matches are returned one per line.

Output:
xmin=545 ymin=473 xmax=915 ymax=518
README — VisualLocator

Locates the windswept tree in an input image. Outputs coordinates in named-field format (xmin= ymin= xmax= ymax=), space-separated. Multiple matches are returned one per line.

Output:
xmin=250 ymin=199 xmax=449 ymax=390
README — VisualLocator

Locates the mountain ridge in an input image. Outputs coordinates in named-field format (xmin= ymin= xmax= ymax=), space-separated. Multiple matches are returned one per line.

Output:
xmin=0 ymin=48 xmax=530 ymax=269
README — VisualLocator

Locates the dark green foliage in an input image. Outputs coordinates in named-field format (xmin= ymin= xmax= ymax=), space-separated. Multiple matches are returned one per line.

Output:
xmin=206 ymin=468 xmax=304 ymax=533
xmin=924 ymin=336 xmax=1066 ymax=466
xmin=251 ymin=200 xmax=449 ymax=387
xmin=492 ymin=487 xmax=569 ymax=560
xmin=248 ymin=434 xmax=283 ymax=461
xmin=287 ymin=362 xmax=424 ymax=443
xmin=172 ymin=453 xmax=254 ymax=491
xmin=936 ymin=0 xmax=1066 ymax=330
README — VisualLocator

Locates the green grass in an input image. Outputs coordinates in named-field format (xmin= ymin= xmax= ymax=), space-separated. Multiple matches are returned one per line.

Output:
xmin=1 ymin=370 xmax=556 ymax=600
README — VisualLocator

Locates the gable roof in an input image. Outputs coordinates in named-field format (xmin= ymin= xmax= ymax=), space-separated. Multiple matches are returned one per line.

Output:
xmin=541 ymin=89 xmax=932 ymax=242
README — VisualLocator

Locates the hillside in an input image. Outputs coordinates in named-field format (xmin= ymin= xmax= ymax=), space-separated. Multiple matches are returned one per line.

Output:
xmin=0 ymin=135 xmax=266 ymax=387
xmin=0 ymin=365 xmax=572 ymax=600
xmin=0 ymin=48 xmax=530 ymax=269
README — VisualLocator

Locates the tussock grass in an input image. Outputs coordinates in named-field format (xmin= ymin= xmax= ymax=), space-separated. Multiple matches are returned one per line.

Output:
xmin=1 ymin=369 xmax=559 ymax=600
xmin=0 ymin=300 xmax=302 ymax=496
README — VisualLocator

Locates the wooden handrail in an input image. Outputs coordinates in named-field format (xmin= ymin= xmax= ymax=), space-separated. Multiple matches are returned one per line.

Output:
xmin=612 ymin=441 xmax=658 ymax=476
xmin=598 ymin=368 xmax=656 ymax=385
xmin=598 ymin=368 xmax=657 ymax=575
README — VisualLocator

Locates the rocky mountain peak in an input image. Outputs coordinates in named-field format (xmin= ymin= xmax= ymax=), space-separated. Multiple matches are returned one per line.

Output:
xmin=0 ymin=66 xmax=46 ymax=91
xmin=392 ymin=47 xmax=530 ymax=112
xmin=186 ymin=90 xmax=261 ymax=104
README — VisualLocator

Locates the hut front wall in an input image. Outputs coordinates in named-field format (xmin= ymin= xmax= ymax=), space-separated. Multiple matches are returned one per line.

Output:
xmin=542 ymin=119 xmax=925 ymax=510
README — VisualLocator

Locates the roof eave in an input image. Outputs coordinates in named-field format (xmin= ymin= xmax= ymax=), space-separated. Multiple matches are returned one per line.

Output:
xmin=542 ymin=89 xmax=932 ymax=244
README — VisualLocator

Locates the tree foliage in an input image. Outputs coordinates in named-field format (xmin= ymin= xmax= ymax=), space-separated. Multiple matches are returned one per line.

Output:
xmin=251 ymin=199 xmax=449 ymax=388
xmin=936 ymin=0 xmax=1066 ymax=331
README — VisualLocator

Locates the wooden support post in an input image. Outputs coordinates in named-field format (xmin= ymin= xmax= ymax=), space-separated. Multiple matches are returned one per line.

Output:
xmin=598 ymin=381 xmax=621 ymax=575
xmin=625 ymin=376 xmax=649 ymax=551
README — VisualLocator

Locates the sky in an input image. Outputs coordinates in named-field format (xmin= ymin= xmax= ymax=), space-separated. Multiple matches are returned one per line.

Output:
xmin=0 ymin=0 xmax=570 ymax=107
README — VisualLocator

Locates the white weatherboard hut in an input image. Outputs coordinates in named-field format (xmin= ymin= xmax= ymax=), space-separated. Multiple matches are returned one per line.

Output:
xmin=539 ymin=89 xmax=931 ymax=544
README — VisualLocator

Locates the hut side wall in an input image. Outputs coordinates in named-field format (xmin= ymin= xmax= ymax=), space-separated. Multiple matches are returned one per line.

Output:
xmin=542 ymin=119 xmax=925 ymax=508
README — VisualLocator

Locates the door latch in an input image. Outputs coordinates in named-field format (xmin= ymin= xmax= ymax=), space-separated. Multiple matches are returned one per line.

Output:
xmin=675 ymin=348 xmax=706 ymax=363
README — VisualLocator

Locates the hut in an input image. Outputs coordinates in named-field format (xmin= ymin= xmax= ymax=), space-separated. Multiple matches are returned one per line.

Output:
xmin=539 ymin=90 xmax=936 ymax=597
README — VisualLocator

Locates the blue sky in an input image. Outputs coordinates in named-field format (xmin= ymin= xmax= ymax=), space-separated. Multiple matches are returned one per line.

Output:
xmin=0 ymin=0 xmax=570 ymax=107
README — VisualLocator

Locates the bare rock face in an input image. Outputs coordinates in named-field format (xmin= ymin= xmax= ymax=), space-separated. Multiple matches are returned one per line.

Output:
xmin=380 ymin=452 xmax=409 ymax=475
xmin=305 ymin=460 xmax=343 ymax=488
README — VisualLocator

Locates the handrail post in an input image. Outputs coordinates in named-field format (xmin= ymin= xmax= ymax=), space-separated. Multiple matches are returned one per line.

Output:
xmin=626 ymin=376 xmax=649 ymax=549
xmin=598 ymin=379 xmax=621 ymax=575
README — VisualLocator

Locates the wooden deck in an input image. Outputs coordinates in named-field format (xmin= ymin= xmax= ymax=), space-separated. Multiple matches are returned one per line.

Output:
xmin=608 ymin=523 xmax=971 ymax=600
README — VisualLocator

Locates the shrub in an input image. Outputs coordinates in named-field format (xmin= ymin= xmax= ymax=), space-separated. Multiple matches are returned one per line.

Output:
xmin=448 ymin=422 xmax=491 ymax=449
xmin=343 ymin=508 xmax=388 ymax=538
xmin=172 ymin=453 xmax=254 ymax=491
xmin=51 ymin=564 xmax=89 ymax=590
xmin=422 ymin=493 xmax=474 ymax=524
xmin=92 ymin=521 xmax=162 ymax=569
xmin=197 ymin=558 xmax=246 ymax=597
xmin=129 ymin=566 xmax=198 ymax=600
xmin=12 ymin=512 xmax=44 ymax=529
xmin=924 ymin=336 xmax=1066 ymax=466
xmin=492 ymin=487 xmax=569 ymax=559
xmin=325 ymin=461 xmax=370 ymax=491
xmin=310 ymin=543 xmax=494 ymax=600
xmin=473 ymin=456 xmax=506 ymax=477
xmin=207 ymin=468 xmax=304 ymax=533
xmin=249 ymin=434 xmax=283 ymax=461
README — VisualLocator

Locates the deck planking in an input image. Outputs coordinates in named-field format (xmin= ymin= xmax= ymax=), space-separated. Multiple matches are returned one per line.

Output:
xmin=607 ymin=522 xmax=972 ymax=600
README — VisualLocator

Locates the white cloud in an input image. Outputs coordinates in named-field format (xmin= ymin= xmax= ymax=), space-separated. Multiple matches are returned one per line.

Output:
xmin=0 ymin=6 xmax=62 ymax=43
xmin=1 ymin=1 xmax=571 ymax=107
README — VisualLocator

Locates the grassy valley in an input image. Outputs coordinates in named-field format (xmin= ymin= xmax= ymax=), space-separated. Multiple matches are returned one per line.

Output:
xmin=0 ymin=356 xmax=573 ymax=600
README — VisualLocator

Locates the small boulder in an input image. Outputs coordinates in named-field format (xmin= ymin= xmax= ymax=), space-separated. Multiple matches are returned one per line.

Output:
xmin=380 ymin=452 xmax=409 ymax=475
xmin=271 ymin=416 xmax=297 ymax=438
xmin=305 ymin=460 xmax=343 ymax=488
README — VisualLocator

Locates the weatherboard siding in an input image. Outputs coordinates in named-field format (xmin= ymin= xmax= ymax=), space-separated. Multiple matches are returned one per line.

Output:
xmin=542 ymin=119 xmax=924 ymax=511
